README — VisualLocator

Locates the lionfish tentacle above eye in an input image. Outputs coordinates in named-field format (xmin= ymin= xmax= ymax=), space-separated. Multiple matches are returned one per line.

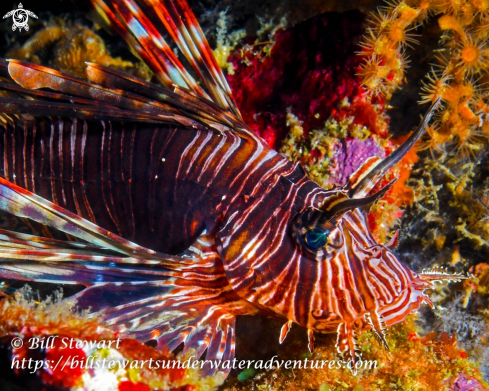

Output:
xmin=321 ymin=178 xmax=397 ymax=218
xmin=347 ymin=97 xmax=441 ymax=198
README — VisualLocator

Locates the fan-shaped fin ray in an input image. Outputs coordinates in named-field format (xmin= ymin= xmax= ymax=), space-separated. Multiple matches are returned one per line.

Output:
xmin=0 ymin=178 xmax=257 ymax=375
xmin=6 ymin=60 xmax=202 ymax=127
xmin=279 ymin=320 xmax=292 ymax=344
xmin=85 ymin=62 xmax=241 ymax=130
xmin=85 ymin=0 xmax=241 ymax=120
xmin=0 ymin=176 xmax=185 ymax=262
xmin=146 ymin=0 xmax=240 ymax=117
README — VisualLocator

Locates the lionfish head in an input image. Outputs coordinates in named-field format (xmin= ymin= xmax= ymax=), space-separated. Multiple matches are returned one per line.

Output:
xmin=289 ymin=164 xmax=467 ymax=359
xmin=289 ymin=99 xmax=466 ymax=346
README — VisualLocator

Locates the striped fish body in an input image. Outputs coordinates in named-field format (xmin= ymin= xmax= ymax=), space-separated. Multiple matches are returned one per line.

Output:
xmin=0 ymin=114 xmax=427 ymax=338
xmin=0 ymin=117 xmax=314 ymax=254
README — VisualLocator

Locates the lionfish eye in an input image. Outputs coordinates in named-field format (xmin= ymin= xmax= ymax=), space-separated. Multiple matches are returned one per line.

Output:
xmin=305 ymin=227 xmax=331 ymax=249
xmin=292 ymin=208 xmax=337 ymax=255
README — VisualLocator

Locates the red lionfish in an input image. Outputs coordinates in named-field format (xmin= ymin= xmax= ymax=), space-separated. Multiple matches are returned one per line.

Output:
xmin=0 ymin=0 xmax=465 ymax=377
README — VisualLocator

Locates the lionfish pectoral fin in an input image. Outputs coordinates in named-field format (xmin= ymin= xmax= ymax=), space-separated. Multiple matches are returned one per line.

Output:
xmin=347 ymin=97 xmax=441 ymax=198
xmin=0 ymin=225 xmax=147 ymax=285
xmin=0 ymin=176 xmax=257 ymax=377
xmin=279 ymin=320 xmax=293 ymax=344
xmin=74 ymin=278 xmax=254 ymax=378
xmin=336 ymin=322 xmax=359 ymax=374
xmin=157 ymin=308 xmax=238 ymax=377
xmin=0 ymin=176 xmax=181 ymax=263
xmin=0 ymin=177 xmax=183 ymax=285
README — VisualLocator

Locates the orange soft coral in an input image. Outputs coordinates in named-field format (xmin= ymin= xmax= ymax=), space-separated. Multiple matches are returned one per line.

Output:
xmin=358 ymin=0 xmax=489 ymax=160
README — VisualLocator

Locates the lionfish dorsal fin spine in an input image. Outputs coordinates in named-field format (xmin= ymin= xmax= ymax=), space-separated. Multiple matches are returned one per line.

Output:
xmin=89 ymin=0 xmax=241 ymax=119
xmin=5 ymin=60 xmax=194 ymax=125
xmin=84 ymin=62 xmax=240 ymax=129
xmin=92 ymin=0 xmax=198 ymax=91
xmin=158 ymin=0 xmax=241 ymax=116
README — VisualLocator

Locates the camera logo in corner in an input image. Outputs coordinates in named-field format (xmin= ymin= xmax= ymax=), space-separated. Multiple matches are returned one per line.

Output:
xmin=3 ymin=3 xmax=37 ymax=32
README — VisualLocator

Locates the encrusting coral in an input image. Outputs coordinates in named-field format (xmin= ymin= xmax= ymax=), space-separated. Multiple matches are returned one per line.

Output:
xmin=221 ymin=313 xmax=488 ymax=391
xmin=0 ymin=287 xmax=221 ymax=391
xmin=402 ymin=156 xmax=489 ymax=256
xmin=6 ymin=23 xmax=151 ymax=80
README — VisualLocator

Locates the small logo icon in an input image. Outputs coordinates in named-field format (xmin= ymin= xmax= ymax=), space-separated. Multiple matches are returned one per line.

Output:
xmin=3 ymin=3 xmax=37 ymax=32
